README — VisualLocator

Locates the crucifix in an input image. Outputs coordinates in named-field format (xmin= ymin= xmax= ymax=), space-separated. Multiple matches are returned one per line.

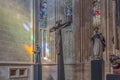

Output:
xmin=50 ymin=20 xmax=71 ymax=80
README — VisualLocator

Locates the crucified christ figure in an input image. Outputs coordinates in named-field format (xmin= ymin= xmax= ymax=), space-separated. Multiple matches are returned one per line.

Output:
xmin=50 ymin=20 xmax=71 ymax=80
xmin=50 ymin=20 xmax=71 ymax=55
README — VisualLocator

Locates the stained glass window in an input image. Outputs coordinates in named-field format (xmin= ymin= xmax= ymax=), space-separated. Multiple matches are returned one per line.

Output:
xmin=39 ymin=0 xmax=47 ymax=28
xmin=64 ymin=0 xmax=72 ymax=28
xmin=39 ymin=0 xmax=49 ymax=60
xmin=92 ymin=0 xmax=101 ymax=27
xmin=63 ymin=0 xmax=73 ymax=64
xmin=43 ymin=30 xmax=46 ymax=57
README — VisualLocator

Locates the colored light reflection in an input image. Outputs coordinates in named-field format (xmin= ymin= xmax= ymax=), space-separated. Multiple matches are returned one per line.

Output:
xmin=24 ymin=44 xmax=33 ymax=55
xmin=22 ymin=23 xmax=30 ymax=32
xmin=22 ymin=22 xmax=34 ymax=56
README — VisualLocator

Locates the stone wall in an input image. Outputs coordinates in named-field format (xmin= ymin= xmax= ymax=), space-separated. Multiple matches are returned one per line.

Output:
xmin=0 ymin=0 xmax=33 ymax=62
xmin=42 ymin=64 xmax=77 ymax=80
xmin=0 ymin=62 xmax=33 ymax=80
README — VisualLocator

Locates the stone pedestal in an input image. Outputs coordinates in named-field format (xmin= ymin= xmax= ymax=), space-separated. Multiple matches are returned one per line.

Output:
xmin=34 ymin=64 xmax=42 ymax=80
xmin=106 ymin=74 xmax=120 ymax=80
xmin=91 ymin=59 xmax=104 ymax=80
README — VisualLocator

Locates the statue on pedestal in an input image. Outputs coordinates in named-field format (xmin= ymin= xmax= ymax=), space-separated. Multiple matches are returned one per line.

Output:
xmin=91 ymin=27 xmax=106 ymax=60
xmin=50 ymin=20 xmax=71 ymax=80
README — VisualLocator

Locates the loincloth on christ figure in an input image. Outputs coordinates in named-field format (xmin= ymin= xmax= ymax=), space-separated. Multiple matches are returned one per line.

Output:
xmin=55 ymin=30 xmax=61 ymax=55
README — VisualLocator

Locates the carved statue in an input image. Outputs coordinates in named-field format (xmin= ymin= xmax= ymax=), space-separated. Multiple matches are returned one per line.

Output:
xmin=109 ymin=55 xmax=120 ymax=69
xmin=109 ymin=54 xmax=120 ymax=74
xmin=91 ymin=27 xmax=106 ymax=59
xmin=50 ymin=20 xmax=71 ymax=55
xmin=49 ymin=20 xmax=71 ymax=80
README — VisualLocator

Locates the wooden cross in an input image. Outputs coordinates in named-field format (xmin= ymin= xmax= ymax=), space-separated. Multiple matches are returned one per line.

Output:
xmin=49 ymin=20 xmax=71 ymax=80
xmin=50 ymin=20 xmax=71 ymax=32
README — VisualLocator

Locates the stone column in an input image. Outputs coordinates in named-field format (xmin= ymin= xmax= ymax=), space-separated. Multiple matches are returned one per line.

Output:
xmin=101 ymin=0 xmax=107 ymax=61
xmin=112 ymin=0 xmax=119 ymax=55
xmin=73 ymin=0 xmax=82 ymax=79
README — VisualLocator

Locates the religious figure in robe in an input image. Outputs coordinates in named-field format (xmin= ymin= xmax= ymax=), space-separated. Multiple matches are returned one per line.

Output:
xmin=91 ymin=27 xmax=106 ymax=59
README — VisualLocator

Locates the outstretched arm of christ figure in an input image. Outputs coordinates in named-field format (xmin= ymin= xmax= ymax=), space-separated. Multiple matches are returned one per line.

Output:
xmin=50 ymin=20 xmax=72 ymax=32
xmin=58 ymin=20 xmax=72 ymax=29
xmin=50 ymin=26 xmax=57 ymax=32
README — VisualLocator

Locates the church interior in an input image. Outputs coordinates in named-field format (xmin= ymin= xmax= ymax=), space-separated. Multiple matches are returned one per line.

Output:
xmin=0 ymin=0 xmax=120 ymax=80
